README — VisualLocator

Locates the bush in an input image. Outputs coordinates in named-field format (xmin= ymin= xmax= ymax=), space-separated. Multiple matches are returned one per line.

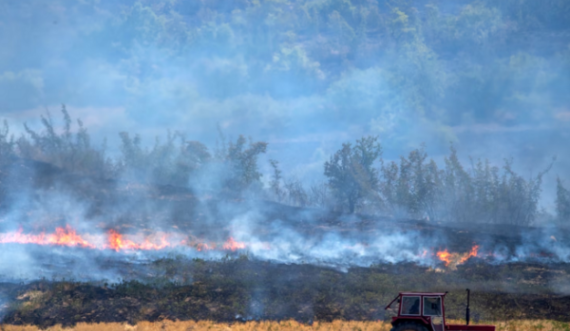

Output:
xmin=324 ymin=136 xmax=382 ymax=213
xmin=556 ymin=178 xmax=570 ymax=223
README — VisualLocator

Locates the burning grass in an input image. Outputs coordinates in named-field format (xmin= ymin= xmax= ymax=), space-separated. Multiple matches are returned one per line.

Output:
xmin=1 ymin=320 xmax=570 ymax=331
xmin=0 ymin=226 xmax=248 ymax=253
xmin=0 ymin=220 xmax=541 ymax=270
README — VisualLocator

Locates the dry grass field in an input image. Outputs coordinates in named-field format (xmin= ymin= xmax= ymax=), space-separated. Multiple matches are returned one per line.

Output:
xmin=1 ymin=320 xmax=570 ymax=331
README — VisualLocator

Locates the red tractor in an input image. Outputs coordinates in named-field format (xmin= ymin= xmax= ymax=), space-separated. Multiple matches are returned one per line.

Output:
xmin=385 ymin=289 xmax=495 ymax=331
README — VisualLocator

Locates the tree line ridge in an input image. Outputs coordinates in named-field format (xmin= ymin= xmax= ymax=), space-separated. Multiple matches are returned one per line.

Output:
xmin=0 ymin=107 xmax=567 ymax=226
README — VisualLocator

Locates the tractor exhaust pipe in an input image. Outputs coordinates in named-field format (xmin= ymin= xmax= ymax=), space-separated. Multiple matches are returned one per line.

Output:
xmin=466 ymin=288 xmax=471 ymax=326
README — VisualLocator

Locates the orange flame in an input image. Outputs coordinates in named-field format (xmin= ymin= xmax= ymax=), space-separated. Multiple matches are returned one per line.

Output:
xmin=195 ymin=242 xmax=216 ymax=251
xmin=107 ymin=229 xmax=140 ymax=251
xmin=436 ymin=249 xmax=452 ymax=265
xmin=106 ymin=230 xmax=173 ymax=251
xmin=0 ymin=225 xmax=250 ymax=253
xmin=460 ymin=245 xmax=479 ymax=264
xmin=0 ymin=226 xmax=95 ymax=248
xmin=222 ymin=237 xmax=246 ymax=251
xmin=437 ymin=245 xmax=479 ymax=268
xmin=139 ymin=236 xmax=171 ymax=250
xmin=1 ymin=225 xmax=484 ymax=264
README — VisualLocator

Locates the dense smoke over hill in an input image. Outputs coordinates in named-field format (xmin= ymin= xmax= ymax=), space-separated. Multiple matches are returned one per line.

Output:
xmin=1 ymin=0 xmax=569 ymax=192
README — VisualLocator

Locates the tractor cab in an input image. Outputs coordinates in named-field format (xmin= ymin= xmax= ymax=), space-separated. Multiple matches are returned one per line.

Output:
xmin=385 ymin=290 xmax=495 ymax=331
xmin=386 ymin=292 xmax=446 ymax=331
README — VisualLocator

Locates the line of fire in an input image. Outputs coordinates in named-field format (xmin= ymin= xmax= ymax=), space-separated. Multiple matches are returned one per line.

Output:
xmin=0 ymin=225 xmax=550 ymax=270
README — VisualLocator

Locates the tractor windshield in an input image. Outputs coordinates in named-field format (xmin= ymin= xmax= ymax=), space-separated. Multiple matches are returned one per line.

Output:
xmin=401 ymin=296 xmax=420 ymax=315
xmin=423 ymin=296 xmax=442 ymax=316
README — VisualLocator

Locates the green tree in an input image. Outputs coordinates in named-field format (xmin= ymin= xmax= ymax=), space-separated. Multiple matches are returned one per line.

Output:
xmin=406 ymin=147 xmax=442 ymax=220
xmin=555 ymin=177 xmax=570 ymax=223
xmin=0 ymin=120 xmax=14 ymax=209
xmin=284 ymin=178 xmax=308 ymax=207
xmin=495 ymin=158 xmax=551 ymax=226
xmin=18 ymin=105 xmax=110 ymax=178
xmin=442 ymin=145 xmax=473 ymax=223
xmin=324 ymin=136 xmax=382 ymax=213
xmin=0 ymin=120 xmax=13 ymax=165
xmin=269 ymin=159 xmax=284 ymax=201
xmin=380 ymin=147 xmax=443 ymax=220
xmin=308 ymin=181 xmax=332 ymax=208
xmin=182 ymin=141 xmax=211 ymax=171
xmin=118 ymin=130 xmax=185 ymax=186
xmin=222 ymin=135 xmax=268 ymax=192
xmin=380 ymin=159 xmax=399 ymax=215
xmin=470 ymin=158 xmax=500 ymax=223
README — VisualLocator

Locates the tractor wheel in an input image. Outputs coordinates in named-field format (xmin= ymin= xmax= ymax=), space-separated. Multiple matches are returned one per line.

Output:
xmin=390 ymin=322 xmax=430 ymax=331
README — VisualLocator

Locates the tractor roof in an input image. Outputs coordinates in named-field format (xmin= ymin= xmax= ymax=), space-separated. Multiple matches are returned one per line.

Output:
xmin=385 ymin=292 xmax=448 ymax=310
xmin=399 ymin=292 xmax=447 ymax=296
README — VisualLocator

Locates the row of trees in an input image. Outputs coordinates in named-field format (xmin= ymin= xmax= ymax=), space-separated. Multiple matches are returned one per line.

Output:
xmin=0 ymin=108 xmax=567 ymax=225
xmin=319 ymin=137 xmax=555 ymax=225
xmin=0 ymin=107 xmax=268 ymax=204
xmin=271 ymin=134 xmax=563 ymax=226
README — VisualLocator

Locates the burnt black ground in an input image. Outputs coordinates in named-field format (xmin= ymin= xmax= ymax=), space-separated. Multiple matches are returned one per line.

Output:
xmin=1 ymin=258 xmax=570 ymax=328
